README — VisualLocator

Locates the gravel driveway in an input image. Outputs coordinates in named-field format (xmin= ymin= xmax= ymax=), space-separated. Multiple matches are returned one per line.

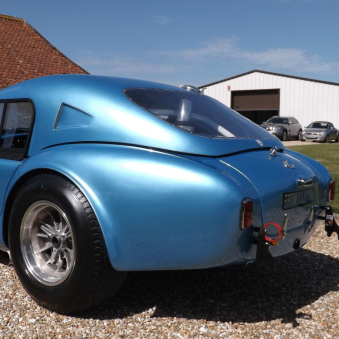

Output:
xmin=1 ymin=220 xmax=339 ymax=338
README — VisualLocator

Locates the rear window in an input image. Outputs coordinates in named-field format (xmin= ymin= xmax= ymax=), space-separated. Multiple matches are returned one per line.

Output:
xmin=125 ymin=88 xmax=270 ymax=139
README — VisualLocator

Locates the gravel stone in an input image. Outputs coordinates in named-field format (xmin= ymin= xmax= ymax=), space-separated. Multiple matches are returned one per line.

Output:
xmin=1 ymin=212 xmax=339 ymax=338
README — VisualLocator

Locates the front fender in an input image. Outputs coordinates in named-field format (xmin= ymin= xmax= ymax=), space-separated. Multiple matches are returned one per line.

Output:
xmin=3 ymin=144 xmax=259 ymax=270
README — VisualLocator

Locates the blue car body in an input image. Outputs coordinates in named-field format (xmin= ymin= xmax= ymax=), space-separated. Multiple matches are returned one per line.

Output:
xmin=0 ymin=75 xmax=332 ymax=272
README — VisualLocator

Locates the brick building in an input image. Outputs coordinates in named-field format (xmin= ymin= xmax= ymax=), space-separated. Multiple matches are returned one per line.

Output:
xmin=0 ymin=14 xmax=88 ymax=90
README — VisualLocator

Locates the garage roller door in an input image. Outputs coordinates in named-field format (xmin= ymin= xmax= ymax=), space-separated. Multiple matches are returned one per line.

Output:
xmin=231 ymin=89 xmax=280 ymax=124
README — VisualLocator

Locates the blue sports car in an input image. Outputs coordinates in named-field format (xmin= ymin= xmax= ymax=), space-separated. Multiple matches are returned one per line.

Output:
xmin=0 ymin=75 xmax=336 ymax=313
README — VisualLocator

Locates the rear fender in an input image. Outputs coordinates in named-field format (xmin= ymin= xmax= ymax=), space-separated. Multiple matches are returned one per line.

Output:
xmin=2 ymin=144 xmax=261 ymax=270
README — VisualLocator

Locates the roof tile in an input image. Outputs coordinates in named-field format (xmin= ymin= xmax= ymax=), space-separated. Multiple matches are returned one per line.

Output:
xmin=0 ymin=14 xmax=88 ymax=89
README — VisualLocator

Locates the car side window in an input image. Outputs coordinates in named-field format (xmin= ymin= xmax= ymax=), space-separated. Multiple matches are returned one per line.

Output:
xmin=0 ymin=101 xmax=34 ymax=160
xmin=0 ymin=104 xmax=3 ymax=124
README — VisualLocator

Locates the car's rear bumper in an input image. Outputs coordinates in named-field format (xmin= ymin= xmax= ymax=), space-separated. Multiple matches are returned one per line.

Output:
xmin=230 ymin=206 xmax=325 ymax=263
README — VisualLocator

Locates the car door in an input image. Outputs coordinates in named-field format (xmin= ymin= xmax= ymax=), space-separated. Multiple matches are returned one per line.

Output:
xmin=294 ymin=118 xmax=302 ymax=136
xmin=288 ymin=118 xmax=296 ymax=136
xmin=0 ymin=101 xmax=34 ymax=214
xmin=292 ymin=118 xmax=299 ymax=136
xmin=328 ymin=123 xmax=336 ymax=140
xmin=335 ymin=125 xmax=339 ymax=141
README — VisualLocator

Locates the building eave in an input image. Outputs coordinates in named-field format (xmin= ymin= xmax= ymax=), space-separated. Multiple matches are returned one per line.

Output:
xmin=200 ymin=69 xmax=339 ymax=88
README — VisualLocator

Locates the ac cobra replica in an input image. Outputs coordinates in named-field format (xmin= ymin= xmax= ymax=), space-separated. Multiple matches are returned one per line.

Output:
xmin=0 ymin=75 xmax=336 ymax=314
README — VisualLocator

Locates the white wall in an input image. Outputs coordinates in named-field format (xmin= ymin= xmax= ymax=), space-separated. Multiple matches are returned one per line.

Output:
xmin=203 ymin=71 xmax=339 ymax=128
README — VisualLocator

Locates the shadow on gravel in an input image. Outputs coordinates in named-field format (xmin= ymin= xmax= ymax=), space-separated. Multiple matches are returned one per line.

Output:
xmin=78 ymin=248 xmax=339 ymax=327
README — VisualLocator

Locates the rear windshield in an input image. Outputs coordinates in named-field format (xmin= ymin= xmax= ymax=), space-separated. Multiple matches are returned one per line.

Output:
xmin=125 ymin=88 xmax=270 ymax=139
xmin=307 ymin=122 xmax=328 ymax=128
xmin=266 ymin=118 xmax=289 ymax=124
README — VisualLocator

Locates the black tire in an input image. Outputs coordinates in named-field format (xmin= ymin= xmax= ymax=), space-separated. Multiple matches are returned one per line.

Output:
xmin=8 ymin=174 xmax=126 ymax=314
xmin=325 ymin=135 xmax=329 ymax=143
xmin=296 ymin=130 xmax=302 ymax=140
xmin=336 ymin=134 xmax=339 ymax=143
xmin=281 ymin=130 xmax=287 ymax=141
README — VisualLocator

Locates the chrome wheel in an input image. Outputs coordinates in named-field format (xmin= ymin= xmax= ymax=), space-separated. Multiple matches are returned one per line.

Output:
xmin=20 ymin=201 xmax=75 ymax=286
xmin=10 ymin=175 xmax=125 ymax=313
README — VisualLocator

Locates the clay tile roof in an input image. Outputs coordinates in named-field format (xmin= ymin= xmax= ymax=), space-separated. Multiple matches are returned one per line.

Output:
xmin=0 ymin=14 xmax=88 ymax=89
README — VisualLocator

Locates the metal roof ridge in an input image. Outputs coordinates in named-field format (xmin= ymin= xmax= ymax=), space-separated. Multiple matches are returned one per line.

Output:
xmin=199 ymin=69 xmax=339 ymax=88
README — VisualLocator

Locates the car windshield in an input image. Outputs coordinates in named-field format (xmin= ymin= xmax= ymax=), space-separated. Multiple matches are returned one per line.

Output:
xmin=307 ymin=122 xmax=329 ymax=129
xmin=266 ymin=118 xmax=289 ymax=124
xmin=124 ymin=88 xmax=270 ymax=139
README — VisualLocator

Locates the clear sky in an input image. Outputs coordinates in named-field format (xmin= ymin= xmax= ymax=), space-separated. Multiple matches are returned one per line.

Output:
xmin=2 ymin=0 xmax=339 ymax=86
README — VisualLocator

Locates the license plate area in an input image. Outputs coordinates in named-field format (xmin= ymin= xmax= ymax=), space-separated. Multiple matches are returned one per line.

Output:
xmin=283 ymin=188 xmax=315 ymax=210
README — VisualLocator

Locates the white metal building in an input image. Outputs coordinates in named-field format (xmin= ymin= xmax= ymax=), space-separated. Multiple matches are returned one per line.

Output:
xmin=201 ymin=70 xmax=339 ymax=127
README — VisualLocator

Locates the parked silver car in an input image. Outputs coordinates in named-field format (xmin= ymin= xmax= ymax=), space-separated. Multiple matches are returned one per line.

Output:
xmin=261 ymin=116 xmax=302 ymax=141
xmin=301 ymin=121 xmax=339 ymax=143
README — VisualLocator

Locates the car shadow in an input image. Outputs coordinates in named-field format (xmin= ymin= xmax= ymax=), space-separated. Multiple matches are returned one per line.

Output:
xmin=77 ymin=248 xmax=339 ymax=327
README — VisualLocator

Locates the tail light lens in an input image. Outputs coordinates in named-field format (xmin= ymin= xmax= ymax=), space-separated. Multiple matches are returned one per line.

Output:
xmin=240 ymin=199 xmax=253 ymax=230
xmin=329 ymin=179 xmax=335 ymax=201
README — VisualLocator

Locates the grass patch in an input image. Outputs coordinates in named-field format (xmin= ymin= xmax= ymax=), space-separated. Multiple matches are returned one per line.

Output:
xmin=286 ymin=144 xmax=339 ymax=213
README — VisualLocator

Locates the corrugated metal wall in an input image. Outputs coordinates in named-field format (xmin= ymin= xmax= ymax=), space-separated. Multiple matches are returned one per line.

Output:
xmin=203 ymin=71 xmax=339 ymax=128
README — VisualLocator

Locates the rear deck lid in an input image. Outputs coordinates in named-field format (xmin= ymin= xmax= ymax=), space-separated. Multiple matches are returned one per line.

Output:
xmin=218 ymin=149 xmax=318 ymax=227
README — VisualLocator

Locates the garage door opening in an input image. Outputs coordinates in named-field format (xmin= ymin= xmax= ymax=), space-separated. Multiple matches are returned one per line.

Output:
xmin=240 ymin=110 xmax=278 ymax=125
xmin=231 ymin=89 xmax=280 ymax=124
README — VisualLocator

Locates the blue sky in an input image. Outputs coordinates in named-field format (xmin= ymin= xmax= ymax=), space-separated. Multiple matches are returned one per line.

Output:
xmin=2 ymin=0 xmax=339 ymax=86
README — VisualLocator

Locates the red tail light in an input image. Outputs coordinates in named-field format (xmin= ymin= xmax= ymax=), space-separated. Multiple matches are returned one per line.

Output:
xmin=240 ymin=199 xmax=253 ymax=230
xmin=329 ymin=180 xmax=335 ymax=201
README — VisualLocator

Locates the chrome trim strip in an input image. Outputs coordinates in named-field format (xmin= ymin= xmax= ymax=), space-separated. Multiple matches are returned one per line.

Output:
xmin=298 ymin=178 xmax=313 ymax=187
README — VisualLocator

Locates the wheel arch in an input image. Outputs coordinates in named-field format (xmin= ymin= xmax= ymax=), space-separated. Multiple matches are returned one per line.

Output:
xmin=3 ymin=168 xmax=73 ymax=249
xmin=6 ymin=169 xmax=126 ymax=313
